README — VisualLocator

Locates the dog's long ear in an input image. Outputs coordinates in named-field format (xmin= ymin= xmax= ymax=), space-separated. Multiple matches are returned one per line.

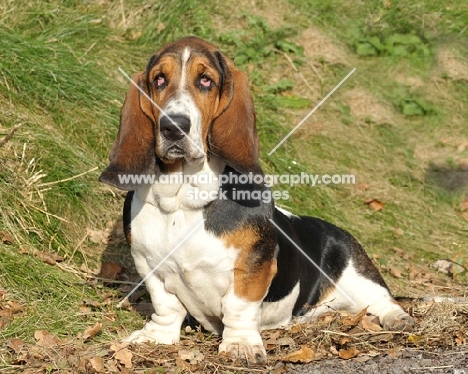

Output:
xmin=209 ymin=58 xmax=262 ymax=176
xmin=99 ymin=73 xmax=156 ymax=190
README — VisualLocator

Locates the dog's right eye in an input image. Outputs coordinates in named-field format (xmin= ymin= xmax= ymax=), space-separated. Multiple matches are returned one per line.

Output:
xmin=154 ymin=74 xmax=167 ymax=89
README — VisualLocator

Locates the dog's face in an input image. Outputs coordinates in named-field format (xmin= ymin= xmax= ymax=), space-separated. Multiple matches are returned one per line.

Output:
xmin=145 ymin=40 xmax=227 ymax=164
xmin=100 ymin=36 xmax=262 ymax=190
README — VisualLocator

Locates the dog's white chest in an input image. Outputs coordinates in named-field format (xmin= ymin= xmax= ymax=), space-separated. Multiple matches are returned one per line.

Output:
xmin=130 ymin=192 xmax=235 ymax=332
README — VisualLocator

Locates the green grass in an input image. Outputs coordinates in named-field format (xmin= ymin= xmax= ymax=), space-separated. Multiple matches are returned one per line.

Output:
xmin=1 ymin=0 xmax=467 ymax=361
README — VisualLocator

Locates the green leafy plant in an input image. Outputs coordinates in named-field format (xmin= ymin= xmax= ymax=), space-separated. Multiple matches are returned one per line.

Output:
xmin=400 ymin=97 xmax=435 ymax=116
xmin=354 ymin=33 xmax=431 ymax=58
xmin=219 ymin=15 xmax=304 ymax=66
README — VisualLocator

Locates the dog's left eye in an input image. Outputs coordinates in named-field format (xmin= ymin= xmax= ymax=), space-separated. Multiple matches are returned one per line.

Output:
xmin=198 ymin=75 xmax=213 ymax=90
xmin=154 ymin=74 xmax=167 ymax=89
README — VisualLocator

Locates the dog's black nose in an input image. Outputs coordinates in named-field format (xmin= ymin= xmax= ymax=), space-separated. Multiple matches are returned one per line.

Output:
xmin=160 ymin=115 xmax=190 ymax=141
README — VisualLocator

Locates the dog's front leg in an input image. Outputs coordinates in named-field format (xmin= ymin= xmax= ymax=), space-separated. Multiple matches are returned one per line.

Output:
xmin=123 ymin=262 xmax=187 ymax=344
xmin=219 ymin=258 xmax=277 ymax=364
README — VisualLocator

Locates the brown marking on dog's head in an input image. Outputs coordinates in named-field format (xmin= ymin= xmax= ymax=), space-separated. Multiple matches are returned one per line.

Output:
xmin=99 ymin=37 xmax=262 ymax=190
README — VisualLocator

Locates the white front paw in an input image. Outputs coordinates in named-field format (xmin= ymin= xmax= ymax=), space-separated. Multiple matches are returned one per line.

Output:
xmin=219 ymin=329 xmax=267 ymax=364
xmin=381 ymin=310 xmax=415 ymax=331
xmin=123 ymin=321 xmax=180 ymax=344
xmin=219 ymin=340 xmax=267 ymax=364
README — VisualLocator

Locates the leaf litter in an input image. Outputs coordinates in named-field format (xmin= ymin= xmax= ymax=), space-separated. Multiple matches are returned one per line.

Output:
xmin=2 ymin=294 xmax=467 ymax=373
xmin=1 ymin=254 xmax=467 ymax=373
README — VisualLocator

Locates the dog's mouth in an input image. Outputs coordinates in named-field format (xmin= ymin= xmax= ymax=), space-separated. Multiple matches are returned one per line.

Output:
xmin=160 ymin=144 xmax=205 ymax=166
xmin=166 ymin=145 xmax=185 ymax=158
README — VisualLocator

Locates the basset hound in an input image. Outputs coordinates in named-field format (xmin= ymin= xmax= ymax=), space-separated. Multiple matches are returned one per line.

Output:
xmin=99 ymin=36 xmax=413 ymax=363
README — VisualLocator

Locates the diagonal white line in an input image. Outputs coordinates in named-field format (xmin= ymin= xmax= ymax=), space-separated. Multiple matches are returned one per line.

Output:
xmin=268 ymin=68 xmax=356 ymax=155
xmin=117 ymin=219 xmax=206 ymax=308
xmin=118 ymin=67 xmax=206 ymax=156
xmin=268 ymin=218 xmax=357 ymax=306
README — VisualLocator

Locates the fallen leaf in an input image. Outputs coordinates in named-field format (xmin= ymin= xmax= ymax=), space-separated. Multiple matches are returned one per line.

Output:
xmin=317 ymin=312 xmax=337 ymax=325
xmin=341 ymin=308 xmax=367 ymax=327
xmin=0 ymin=308 xmax=10 ymax=318
xmin=356 ymin=183 xmax=370 ymax=192
xmin=347 ymin=326 xmax=363 ymax=336
xmin=407 ymin=334 xmax=426 ymax=345
xmin=18 ymin=247 xmax=29 ymax=255
xmin=288 ymin=324 xmax=304 ymax=333
xmin=0 ymin=230 xmax=13 ymax=244
xmin=82 ymin=322 xmax=102 ymax=341
xmin=339 ymin=346 xmax=360 ymax=359
xmin=87 ymin=228 xmax=109 ymax=244
xmin=455 ymin=331 xmax=466 ymax=346
xmin=6 ymin=300 xmax=25 ymax=314
xmin=178 ymin=349 xmax=204 ymax=365
xmin=340 ymin=336 xmax=352 ymax=345
xmin=393 ymin=227 xmax=404 ymax=237
xmin=458 ymin=158 xmax=468 ymax=171
xmin=329 ymin=345 xmax=339 ymax=356
xmin=88 ymin=356 xmax=105 ymax=373
xmin=458 ymin=142 xmax=468 ymax=152
xmin=391 ymin=247 xmax=410 ymax=260
xmin=361 ymin=315 xmax=383 ymax=331
xmin=34 ymin=250 xmax=64 ymax=265
xmin=83 ymin=299 xmax=103 ymax=309
xmin=387 ymin=346 xmax=402 ymax=358
xmin=273 ymin=365 xmax=289 ymax=374
xmin=282 ymin=346 xmax=316 ymax=363
xmin=460 ymin=211 xmax=468 ymax=222
xmin=277 ymin=337 xmax=295 ymax=347
xmin=389 ymin=266 xmax=402 ymax=278
xmin=98 ymin=262 xmax=123 ymax=281
xmin=111 ymin=343 xmax=132 ymax=369
xmin=79 ymin=306 xmax=92 ymax=314
xmin=365 ymin=198 xmax=384 ymax=211
xmin=460 ymin=199 xmax=468 ymax=212
xmin=408 ymin=264 xmax=426 ymax=280
xmin=34 ymin=330 xmax=62 ymax=347
xmin=156 ymin=22 xmax=166 ymax=33
xmin=264 ymin=331 xmax=280 ymax=349
xmin=106 ymin=219 xmax=127 ymax=245
xmin=9 ymin=338 xmax=26 ymax=353
xmin=368 ymin=333 xmax=394 ymax=343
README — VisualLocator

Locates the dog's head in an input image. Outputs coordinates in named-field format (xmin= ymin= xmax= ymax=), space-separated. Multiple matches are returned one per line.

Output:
xmin=99 ymin=36 xmax=261 ymax=190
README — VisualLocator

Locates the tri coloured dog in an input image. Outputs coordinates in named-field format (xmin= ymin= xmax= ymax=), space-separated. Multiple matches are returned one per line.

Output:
xmin=99 ymin=36 xmax=413 ymax=363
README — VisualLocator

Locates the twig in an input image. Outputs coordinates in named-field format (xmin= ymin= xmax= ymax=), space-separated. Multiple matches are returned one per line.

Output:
xmin=309 ymin=61 xmax=323 ymax=81
xmin=410 ymin=365 xmax=453 ymax=371
xmin=322 ymin=329 xmax=410 ymax=337
xmin=19 ymin=200 xmax=70 ymax=223
xmin=206 ymin=361 xmax=267 ymax=372
xmin=274 ymin=48 xmax=299 ymax=72
xmin=87 ymin=276 xmax=140 ymax=285
xmin=120 ymin=0 xmax=127 ymax=28
xmin=274 ymin=48 xmax=316 ymax=93
xmin=67 ymin=233 xmax=89 ymax=264
xmin=37 ymin=166 xmax=98 ymax=188
xmin=0 ymin=123 xmax=23 ymax=148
